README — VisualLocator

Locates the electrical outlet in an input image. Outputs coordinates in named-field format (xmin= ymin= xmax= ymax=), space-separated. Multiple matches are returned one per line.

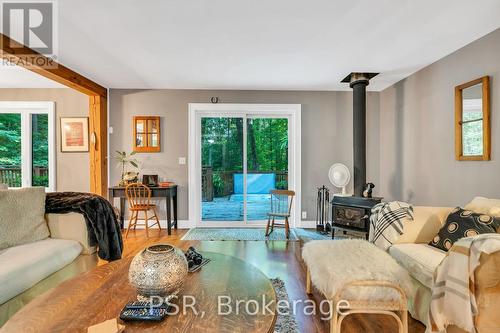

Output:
xmin=178 ymin=157 xmax=186 ymax=165
xmin=301 ymin=211 xmax=307 ymax=219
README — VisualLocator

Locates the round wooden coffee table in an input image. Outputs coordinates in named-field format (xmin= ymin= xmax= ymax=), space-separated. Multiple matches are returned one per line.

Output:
xmin=2 ymin=252 xmax=277 ymax=333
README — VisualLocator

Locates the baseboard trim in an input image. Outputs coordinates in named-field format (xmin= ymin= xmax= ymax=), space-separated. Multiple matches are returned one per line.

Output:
xmin=123 ymin=219 xmax=194 ymax=229
xmin=124 ymin=220 xmax=318 ymax=230
xmin=299 ymin=220 xmax=317 ymax=228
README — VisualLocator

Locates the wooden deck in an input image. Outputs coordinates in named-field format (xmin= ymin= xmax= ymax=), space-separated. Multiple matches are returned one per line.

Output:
xmin=202 ymin=194 xmax=271 ymax=221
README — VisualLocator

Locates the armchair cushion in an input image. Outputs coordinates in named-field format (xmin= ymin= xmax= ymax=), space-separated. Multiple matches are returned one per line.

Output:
xmin=465 ymin=197 xmax=500 ymax=214
xmin=395 ymin=206 xmax=452 ymax=244
xmin=489 ymin=207 xmax=500 ymax=218
xmin=429 ymin=208 xmax=500 ymax=251
xmin=389 ymin=243 xmax=446 ymax=288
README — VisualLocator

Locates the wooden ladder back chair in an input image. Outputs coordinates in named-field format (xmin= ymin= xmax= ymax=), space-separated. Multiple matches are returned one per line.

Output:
xmin=265 ymin=189 xmax=295 ymax=239
xmin=125 ymin=183 xmax=161 ymax=238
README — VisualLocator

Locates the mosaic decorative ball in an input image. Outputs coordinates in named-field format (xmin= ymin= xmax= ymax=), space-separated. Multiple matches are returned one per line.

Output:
xmin=128 ymin=244 xmax=188 ymax=301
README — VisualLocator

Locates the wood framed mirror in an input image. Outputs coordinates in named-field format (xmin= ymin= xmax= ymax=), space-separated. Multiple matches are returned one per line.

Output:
xmin=133 ymin=116 xmax=161 ymax=152
xmin=455 ymin=76 xmax=490 ymax=161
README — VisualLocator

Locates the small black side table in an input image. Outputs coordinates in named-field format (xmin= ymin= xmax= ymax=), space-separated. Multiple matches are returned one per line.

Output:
xmin=108 ymin=185 xmax=178 ymax=235
xmin=331 ymin=196 xmax=382 ymax=240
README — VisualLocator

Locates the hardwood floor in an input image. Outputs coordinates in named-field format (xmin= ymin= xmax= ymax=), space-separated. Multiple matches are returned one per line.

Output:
xmin=107 ymin=228 xmax=426 ymax=333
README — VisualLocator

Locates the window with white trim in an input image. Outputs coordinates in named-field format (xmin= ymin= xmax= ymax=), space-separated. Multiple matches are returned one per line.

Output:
xmin=0 ymin=102 xmax=56 ymax=191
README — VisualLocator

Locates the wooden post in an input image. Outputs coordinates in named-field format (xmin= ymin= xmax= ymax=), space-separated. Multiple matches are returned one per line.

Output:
xmin=89 ymin=95 xmax=108 ymax=197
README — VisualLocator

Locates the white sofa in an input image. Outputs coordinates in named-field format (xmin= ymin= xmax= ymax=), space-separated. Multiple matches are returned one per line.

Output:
xmin=0 ymin=212 xmax=96 ymax=326
xmin=388 ymin=203 xmax=500 ymax=333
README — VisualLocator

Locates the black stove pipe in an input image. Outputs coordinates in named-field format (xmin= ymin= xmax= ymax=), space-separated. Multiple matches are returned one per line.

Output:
xmin=352 ymin=78 xmax=368 ymax=197
xmin=341 ymin=72 xmax=378 ymax=197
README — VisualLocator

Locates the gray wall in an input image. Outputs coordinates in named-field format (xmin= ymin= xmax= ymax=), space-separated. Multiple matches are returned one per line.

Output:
xmin=0 ymin=88 xmax=89 ymax=192
xmin=378 ymin=28 xmax=500 ymax=206
xmin=109 ymin=89 xmax=380 ymax=221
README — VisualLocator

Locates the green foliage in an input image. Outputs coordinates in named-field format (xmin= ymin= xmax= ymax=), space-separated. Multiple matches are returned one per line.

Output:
xmin=201 ymin=118 xmax=288 ymax=173
xmin=462 ymin=109 xmax=484 ymax=156
xmin=114 ymin=151 xmax=139 ymax=177
xmin=212 ymin=172 xmax=225 ymax=196
xmin=0 ymin=114 xmax=21 ymax=165
xmin=276 ymin=180 xmax=288 ymax=190
xmin=201 ymin=118 xmax=289 ymax=196
xmin=246 ymin=118 xmax=288 ymax=172
xmin=32 ymin=175 xmax=49 ymax=187
xmin=32 ymin=114 xmax=49 ymax=168
xmin=0 ymin=114 xmax=49 ymax=187
xmin=0 ymin=113 xmax=49 ymax=167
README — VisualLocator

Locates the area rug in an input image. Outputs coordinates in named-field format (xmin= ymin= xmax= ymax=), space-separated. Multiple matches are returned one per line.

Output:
xmin=271 ymin=278 xmax=300 ymax=333
xmin=181 ymin=228 xmax=299 ymax=241
xmin=293 ymin=228 xmax=331 ymax=241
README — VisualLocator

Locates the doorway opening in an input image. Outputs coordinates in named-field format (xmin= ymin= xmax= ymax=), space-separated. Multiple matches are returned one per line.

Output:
xmin=188 ymin=104 xmax=301 ymax=228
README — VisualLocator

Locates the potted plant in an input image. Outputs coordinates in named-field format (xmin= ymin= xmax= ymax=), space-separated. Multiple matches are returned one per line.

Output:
xmin=115 ymin=151 xmax=139 ymax=186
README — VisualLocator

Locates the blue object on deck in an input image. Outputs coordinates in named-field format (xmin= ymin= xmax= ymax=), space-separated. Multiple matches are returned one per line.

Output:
xmin=233 ymin=173 xmax=276 ymax=194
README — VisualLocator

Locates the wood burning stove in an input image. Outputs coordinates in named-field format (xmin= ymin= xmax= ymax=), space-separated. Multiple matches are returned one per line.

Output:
xmin=331 ymin=196 xmax=381 ymax=239
xmin=331 ymin=73 xmax=382 ymax=239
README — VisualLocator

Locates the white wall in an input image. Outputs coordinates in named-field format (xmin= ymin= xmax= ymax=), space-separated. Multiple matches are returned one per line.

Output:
xmin=378 ymin=28 xmax=500 ymax=206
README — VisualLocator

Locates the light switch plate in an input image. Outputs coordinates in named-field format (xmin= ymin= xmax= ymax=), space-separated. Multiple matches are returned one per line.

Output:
xmin=301 ymin=211 xmax=307 ymax=219
xmin=178 ymin=157 xmax=186 ymax=165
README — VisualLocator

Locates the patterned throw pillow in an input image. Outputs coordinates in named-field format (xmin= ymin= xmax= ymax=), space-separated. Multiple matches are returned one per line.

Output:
xmin=429 ymin=207 xmax=500 ymax=252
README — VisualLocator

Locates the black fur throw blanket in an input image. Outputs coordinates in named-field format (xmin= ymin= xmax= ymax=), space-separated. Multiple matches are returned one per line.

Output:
xmin=45 ymin=192 xmax=123 ymax=261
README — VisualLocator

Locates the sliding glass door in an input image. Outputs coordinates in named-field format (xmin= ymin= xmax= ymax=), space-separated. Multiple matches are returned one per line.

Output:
xmin=201 ymin=117 xmax=244 ymax=222
xmin=246 ymin=117 xmax=288 ymax=223
xmin=200 ymin=114 xmax=289 ymax=225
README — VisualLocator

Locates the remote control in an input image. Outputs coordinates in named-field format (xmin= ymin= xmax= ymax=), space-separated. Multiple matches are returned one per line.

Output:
xmin=125 ymin=301 xmax=169 ymax=309
xmin=119 ymin=307 xmax=170 ymax=322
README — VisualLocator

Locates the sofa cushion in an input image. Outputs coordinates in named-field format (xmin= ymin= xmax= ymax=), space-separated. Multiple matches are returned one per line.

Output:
xmin=389 ymin=243 xmax=446 ymax=288
xmin=429 ymin=207 xmax=500 ymax=252
xmin=395 ymin=206 xmax=452 ymax=244
xmin=0 ymin=187 xmax=49 ymax=250
xmin=46 ymin=213 xmax=96 ymax=255
xmin=465 ymin=197 xmax=500 ymax=215
xmin=490 ymin=207 xmax=500 ymax=218
xmin=0 ymin=238 xmax=82 ymax=304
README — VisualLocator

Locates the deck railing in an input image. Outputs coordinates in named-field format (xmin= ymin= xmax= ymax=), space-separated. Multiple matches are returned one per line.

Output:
xmin=0 ymin=166 xmax=48 ymax=187
xmin=202 ymin=167 xmax=288 ymax=201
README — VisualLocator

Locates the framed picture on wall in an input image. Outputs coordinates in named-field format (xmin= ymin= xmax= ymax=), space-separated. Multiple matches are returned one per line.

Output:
xmin=60 ymin=117 xmax=89 ymax=152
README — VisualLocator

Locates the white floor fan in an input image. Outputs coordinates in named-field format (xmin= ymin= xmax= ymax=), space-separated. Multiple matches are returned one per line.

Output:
xmin=328 ymin=163 xmax=351 ymax=196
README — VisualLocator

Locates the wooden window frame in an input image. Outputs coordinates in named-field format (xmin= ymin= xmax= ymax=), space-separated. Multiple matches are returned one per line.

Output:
xmin=455 ymin=76 xmax=491 ymax=161
xmin=132 ymin=116 xmax=161 ymax=152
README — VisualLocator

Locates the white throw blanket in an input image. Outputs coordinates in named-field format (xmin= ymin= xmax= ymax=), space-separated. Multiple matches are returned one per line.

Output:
xmin=302 ymin=239 xmax=413 ymax=301
xmin=428 ymin=234 xmax=500 ymax=333
xmin=369 ymin=201 xmax=413 ymax=251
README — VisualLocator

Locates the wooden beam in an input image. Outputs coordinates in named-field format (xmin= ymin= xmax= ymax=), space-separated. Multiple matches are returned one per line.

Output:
xmin=89 ymin=95 xmax=108 ymax=197
xmin=1 ymin=33 xmax=109 ymax=196
xmin=0 ymin=33 xmax=107 ymax=97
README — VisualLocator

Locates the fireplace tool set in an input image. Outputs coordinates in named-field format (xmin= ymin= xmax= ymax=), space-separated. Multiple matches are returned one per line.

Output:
xmin=316 ymin=185 xmax=332 ymax=233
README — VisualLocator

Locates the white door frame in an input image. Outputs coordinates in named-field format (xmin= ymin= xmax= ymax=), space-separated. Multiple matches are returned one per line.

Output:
xmin=0 ymin=101 xmax=56 ymax=191
xmin=188 ymin=103 xmax=301 ymax=228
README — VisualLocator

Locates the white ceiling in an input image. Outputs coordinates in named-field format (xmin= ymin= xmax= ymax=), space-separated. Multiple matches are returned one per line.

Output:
xmin=2 ymin=0 xmax=500 ymax=91
xmin=0 ymin=62 xmax=66 ymax=88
